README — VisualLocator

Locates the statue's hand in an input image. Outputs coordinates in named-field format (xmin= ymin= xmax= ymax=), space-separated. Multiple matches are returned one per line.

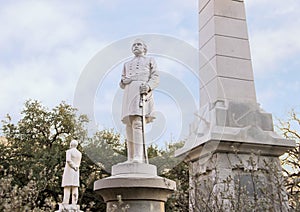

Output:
xmin=73 ymin=167 xmax=79 ymax=171
xmin=122 ymin=77 xmax=132 ymax=85
xmin=140 ymin=83 xmax=150 ymax=94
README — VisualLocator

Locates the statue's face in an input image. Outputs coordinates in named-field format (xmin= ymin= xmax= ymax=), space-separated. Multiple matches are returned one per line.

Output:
xmin=70 ymin=140 xmax=78 ymax=148
xmin=132 ymin=42 xmax=145 ymax=56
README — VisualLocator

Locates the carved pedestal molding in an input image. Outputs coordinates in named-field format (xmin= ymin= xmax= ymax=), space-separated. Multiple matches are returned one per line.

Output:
xmin=94 ymin=162 xmax=176 ymax=212
xmin=56 ymin=203 xmax=82 ymax=212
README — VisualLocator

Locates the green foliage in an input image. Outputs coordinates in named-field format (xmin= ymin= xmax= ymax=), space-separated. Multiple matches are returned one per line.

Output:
xmin=83 ymin=130 xmax=126 ymax=174
xmin=163 ymin=160 xmax=189 ymax=212
xmin=1 ymin=100 xmax=300 ymax=212
xmin=0 ymin=100 xmax=105 ymax=211
xmin=0 ymin=100 xmax=189 ymax=211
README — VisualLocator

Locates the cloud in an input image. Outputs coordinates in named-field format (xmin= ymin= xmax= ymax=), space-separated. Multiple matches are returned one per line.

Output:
xmin=0 ymin=1 xmax=110 ymax=121
xmin=246 ymin=0 xmax=300 ymax=77
xmin=250 ymin=23 xmax=300 ymax=77
xmin=0 ymin=1 xmax=89 ymax=54
xmin=0 ymin=0 xmax=298 ymax=136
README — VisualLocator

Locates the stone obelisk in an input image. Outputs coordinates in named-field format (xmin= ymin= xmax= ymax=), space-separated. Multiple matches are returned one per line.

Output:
xmin=198 ymin=0 xmax=256 ymax=106
xmin=176 ymin=0 xmax=295 ymax=211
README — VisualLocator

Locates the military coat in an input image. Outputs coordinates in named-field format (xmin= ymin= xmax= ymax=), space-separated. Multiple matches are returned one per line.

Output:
xmin=120 ymin=56 xmax=159 ymax=124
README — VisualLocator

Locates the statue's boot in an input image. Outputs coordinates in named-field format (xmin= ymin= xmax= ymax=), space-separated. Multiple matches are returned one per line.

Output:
xmin=132 ymin=116 xmax=144 ymax=163
xmin=126 ymin=123 xmax=134 ymax=162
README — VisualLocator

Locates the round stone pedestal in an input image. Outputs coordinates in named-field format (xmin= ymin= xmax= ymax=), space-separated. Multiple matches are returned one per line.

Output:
xmin=56 ymin=203 xmax=82 ymax=212
xmin=94 ymin=162 xmax=176 ymax=212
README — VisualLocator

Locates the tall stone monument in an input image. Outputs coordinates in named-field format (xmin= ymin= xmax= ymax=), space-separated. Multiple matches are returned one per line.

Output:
xmin=94 ymin=40 xmax=175 ymax=212
xmin=176 ymin=0 xmax=295 ymax=211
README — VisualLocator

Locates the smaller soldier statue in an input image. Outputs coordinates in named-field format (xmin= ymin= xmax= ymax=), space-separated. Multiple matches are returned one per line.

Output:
xmin=58 ymin=140 xmax=82 ymax=212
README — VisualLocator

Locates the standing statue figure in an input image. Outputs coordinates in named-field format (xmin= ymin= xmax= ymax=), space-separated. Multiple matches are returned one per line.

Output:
xmin=120 ymin=39 xmax=159 ymax=163
xmin=61 ymin=140 xmax=82 ymax=205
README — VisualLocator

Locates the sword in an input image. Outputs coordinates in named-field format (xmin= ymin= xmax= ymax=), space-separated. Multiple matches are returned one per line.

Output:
xmin=140 ymin=88 xmax=149 ymax=164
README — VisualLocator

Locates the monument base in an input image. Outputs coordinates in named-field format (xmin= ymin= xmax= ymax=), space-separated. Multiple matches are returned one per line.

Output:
xmin=94 ymin=162 xmax=176 ymax=212
xmin=56 ymin=203 xmax=82 ymax=212
xmin=176 ymin=100 xmax=295 ymax=158
xmin=188 ymin=147 xmax=290 ymax=211
xmin=175 ymin=100 xmax=295 ymax=211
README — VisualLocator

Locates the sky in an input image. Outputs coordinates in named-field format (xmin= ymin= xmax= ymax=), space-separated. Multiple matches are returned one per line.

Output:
xmin=0 ymin=0 xmax=299 ymax=146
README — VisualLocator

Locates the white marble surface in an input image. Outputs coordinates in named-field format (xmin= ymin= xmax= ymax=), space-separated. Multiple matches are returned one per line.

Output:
xmin=200 ymin=35 xmax=252 ymax=61
xmin=199 ymin=16 xmax=248 ymax=48
xmin=94 ymin=163 xmax=176 ymax=212
xmin=56 ymin=203 xmax=82 ymax=212
xmin=200 ymin=79 xmax=257 ymax=106
xmin=111 ymin=162 xmax=157 ymax=177
xmin=199 ymin=56 xmax=254 ymax=85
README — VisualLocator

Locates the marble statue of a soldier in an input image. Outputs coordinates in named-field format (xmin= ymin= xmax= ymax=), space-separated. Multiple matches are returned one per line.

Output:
xmin=120 ymin=39 xmax=159 ymax=163
xmin=61 ymin=140 xmax=82 ymax=205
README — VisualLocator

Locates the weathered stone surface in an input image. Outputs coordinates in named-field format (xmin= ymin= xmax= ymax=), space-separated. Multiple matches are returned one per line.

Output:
xmin=176 ymin=100 xmax=294 ymax=159
xmin=94 ymin=176 xmax=176 ymax=202
xmin=177 ymin=0 xmax=295 ymax=211
xmin=94 ymin=163 xmax=176 ymax=212
xmin=198 ymin=0 xmax=256 ymax=106
xmin=200 ymin=35 xmax=252 ymax=63
xmin=200 ymin=79 xmax=257 ymax=105
xmin=214 ymin=16 xmax=249 ymax=39
xmin=112 ymin=162 xmax=157 ymax=176
xmin=106 ymin=201 xmax=164 ymax=212
xmin=56 ymin=204 xmax=82 ymax=212
xmin=188 ymin=152 xmax=290 ymax=211
xmin=199 ymin=56 xmax=254 ymax=84
xmin=199 ymin=0 xmax=246 ymax=28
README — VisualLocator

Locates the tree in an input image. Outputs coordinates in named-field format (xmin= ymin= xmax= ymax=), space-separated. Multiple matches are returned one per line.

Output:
xmin=0 ymin=100 xmax=190 ymax=211
xmin=83 ymin=129 xmax=126 ymax=174
xmin=0 ymin=100 xmax=106 ymax=211
xmin=278 ymin=110 xmax=300 ymax=210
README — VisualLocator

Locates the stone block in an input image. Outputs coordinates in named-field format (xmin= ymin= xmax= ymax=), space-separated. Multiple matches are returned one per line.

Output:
xmin=258 ymin=156 xmax=282 ymax=172
xmin=199 ymin=0 xmax=246 ymax=28
xmin=200 ymin=77 xmax=257 ymax=105
xmin=214 ymin=101 xmax=274 ymax=130
xmin=214 ymin=16 xmax=248 ymax=39
xmin=215 ymin=35 xmax=251 ymax=59
xmin=200 ymin=36 xmax=252 ymax=66
xmin=199 ymin=37 xmax=216 ymax=66
xmin=199 ymin=0 xmax=211 ymax=12
xmin=216 ymin=56 xmax=253 ymax=80
xmin=227 ymin=153 xmax=243 ymax=169
xmin=199 ymin=16 xmax=215 ymax=48
xmin=199 ymin=0 xmax=214 ymax=29
xmin=112 ymin=162 xmax=157 ymax=176
xmin=233 ymin=172 xmax=266 ymax=196
xmin=56 ymin=204 xmax=82 ymax=212
xmin=199 ymin=49 xmax=211 ymax=69
xmin=216 ymin=153 xmax=231 ymax=169
xmin=214 ymin=0 xmax=246 ymax=20
xmin=213 ymin=181 xmax=234 ymax=193
xmin=199 ymin=56 xmax=254 ymax=86
xmin=199 ymin=15 xmax=249 ymax=48
xmin=199 ymin=37 xmax=215 ymax=64
xmin=217 ymin=168 xmax=233 ymax=181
